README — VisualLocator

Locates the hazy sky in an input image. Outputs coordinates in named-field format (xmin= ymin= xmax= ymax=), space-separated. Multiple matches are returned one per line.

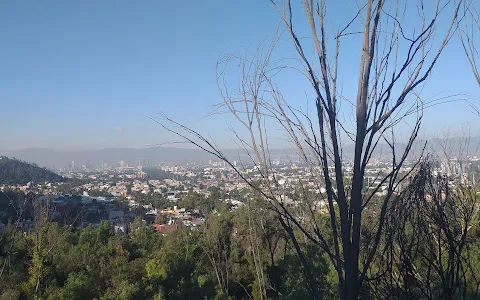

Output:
xmin=0 ymin=1 xmax=478 ymax=152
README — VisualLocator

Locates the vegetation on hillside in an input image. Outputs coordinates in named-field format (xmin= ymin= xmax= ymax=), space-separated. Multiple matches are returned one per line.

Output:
xmin=0 ymin=157 xmax=65 ymax=185
xmin=0 ymin=191 xmax=335 ymax=300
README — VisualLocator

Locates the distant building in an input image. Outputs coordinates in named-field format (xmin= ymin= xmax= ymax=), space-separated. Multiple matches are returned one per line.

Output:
xmin=152 ymin=223 xmax=180 ymax=234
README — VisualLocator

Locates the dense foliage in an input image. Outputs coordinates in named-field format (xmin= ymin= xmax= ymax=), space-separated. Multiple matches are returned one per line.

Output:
xmin=0 ymin=157 xmax=65 ymax=185
xmin=0 ymin=204 xmax=335 ymax=300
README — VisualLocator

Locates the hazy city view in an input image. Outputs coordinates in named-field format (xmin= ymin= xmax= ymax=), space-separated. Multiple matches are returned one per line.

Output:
xmin=1 ymin=1 xmax=480 ymax=300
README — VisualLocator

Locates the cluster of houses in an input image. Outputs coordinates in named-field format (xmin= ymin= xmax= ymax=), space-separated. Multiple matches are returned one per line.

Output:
xmin=4 ymin=155 xmax=478 ymax=236
xmin=147 ymin=206 xmax=203 ymax=234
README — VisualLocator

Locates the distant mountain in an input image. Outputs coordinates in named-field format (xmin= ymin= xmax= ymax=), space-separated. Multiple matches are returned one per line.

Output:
xmin=0 ymin=157 xmax=66 ymax=185
xmin=7 ymin=137 xmax=480 ymax=170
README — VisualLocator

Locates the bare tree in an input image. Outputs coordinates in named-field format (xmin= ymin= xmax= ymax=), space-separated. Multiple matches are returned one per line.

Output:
xmin=155 ymin=1 xmax=464 ymax=299
xmin=374 ymin=159 xmax=480 ymax=300
xmin=460 ymin=1 xmax=480 ymax=87
xmin=201 ymin=214 xmax=232 ymax=298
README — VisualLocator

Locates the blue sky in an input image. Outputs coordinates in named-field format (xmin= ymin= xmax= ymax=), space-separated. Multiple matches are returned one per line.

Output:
xmin=0 ymin=1 xmax=478 ymax=152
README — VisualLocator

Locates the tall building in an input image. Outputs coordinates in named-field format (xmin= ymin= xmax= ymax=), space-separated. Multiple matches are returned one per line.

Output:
xmin=71 ymin=161 xmax=75 ymax=171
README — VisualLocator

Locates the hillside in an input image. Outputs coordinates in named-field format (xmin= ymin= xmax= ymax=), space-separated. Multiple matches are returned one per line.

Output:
xmin=0 ymin=156 xmax=66 ymax=185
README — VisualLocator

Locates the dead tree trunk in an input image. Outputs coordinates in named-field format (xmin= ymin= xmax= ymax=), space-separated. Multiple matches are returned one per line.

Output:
xmin=156 ymin=1 xmax=465 ymax=299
